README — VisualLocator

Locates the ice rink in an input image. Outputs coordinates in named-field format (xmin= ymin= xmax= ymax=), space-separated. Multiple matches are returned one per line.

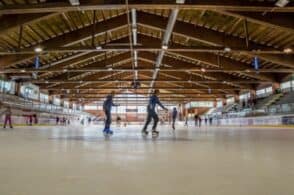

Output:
xmin=1 ymin=124 xmax=294 ymax=195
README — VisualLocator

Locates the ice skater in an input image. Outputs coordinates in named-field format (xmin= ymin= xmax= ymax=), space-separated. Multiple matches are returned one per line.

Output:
xmin=142 ymin=89 xmax=168 ymax=136
xmin=194 ymin=114 xmax=198 ymax=127
xmin=172 ymin=107 xmax=177 ymax=130
xmin=103 ymin=91 xmax=119 ymax=135
xmin=2 ymin=106 xmax=13 ymax=129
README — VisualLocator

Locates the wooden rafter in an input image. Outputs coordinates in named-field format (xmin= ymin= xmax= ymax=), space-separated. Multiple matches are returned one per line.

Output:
xmin=0 ymin=1 xmax=294 ymax=15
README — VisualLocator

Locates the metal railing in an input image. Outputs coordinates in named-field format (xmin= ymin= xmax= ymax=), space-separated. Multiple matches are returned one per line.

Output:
xmin=0 ymin=93 xmax=87 ymax=116
xmin=267 ymin=103 xmax=294 ymax=114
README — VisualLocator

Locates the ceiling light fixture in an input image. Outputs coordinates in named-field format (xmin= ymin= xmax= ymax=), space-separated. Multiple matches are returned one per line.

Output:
xmin=283 ymin=48 xmax=292 ymax=54
xmin=162 ymin=45 xmax=168 ymax=50
xmin=96 ymin=46 xmax=102 ymax=50
xmin=224 ymin=47 xmax=231 ymax=52
xmin=176 ymin=0 xmax=185 ymax=4
xmin=275 ymin=0 xmax=290 ymax=7
xmin=201 ymin=68 xmax=206 ymax=72
xmin=34 ymin=47 xmax=43 ymax=53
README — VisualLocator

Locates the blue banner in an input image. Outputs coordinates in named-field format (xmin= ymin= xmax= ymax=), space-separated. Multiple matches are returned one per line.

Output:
xmin=35 ymin=55 xmax=40 ymax=69
xmin=253 ymin=56 xmax=259 ymax=70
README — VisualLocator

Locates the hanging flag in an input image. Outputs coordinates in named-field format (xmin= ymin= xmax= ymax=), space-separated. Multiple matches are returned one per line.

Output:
xmin=253 ymin=56 xmax=259 ymax=70
xmin=32 ymin=55 xmax=39 ymax=79
xmin=35 ymin=55 xmax=40 ymax=69
xmin=208 ymin=88 xmax=211 ymax=94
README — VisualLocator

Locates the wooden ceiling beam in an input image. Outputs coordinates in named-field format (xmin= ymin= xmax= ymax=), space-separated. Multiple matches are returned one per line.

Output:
xmin=170 ymin=50 xmax=276 ymax=82
xmin=32 ymin=80 xmax=265 ymax=84
xmin=41 ymin=70 xmax=242 ymax=93
xmin=61 ymin=96 xmax=222 ymax=99
xmin=63 ymin=97 xmax=219 ymax=101
xmin=0 ymin=1 xmax=293 ymax=14
xmin=139 ymin=51 xmax=252 ymax=89
xmin=137 ymin=35 xmax=276 ymax=82
xmin=0 ymin=13 xmax=56 ymax=35
xmin=137 ymin=11 xmax=294 ymax=68
xmin=38 ymin=52 xmax=103 ymax=79
xmin=1 ymin=11 xmax=292 ymax=71
xmin=45 ymin=87 xmax=245 ymax=90
xmin=52 ymin=92 xmax=232 ymax=95
xmin=46 ymin=68 xmax=130 ymax=89
xmin=0 ymin=13 xmax=128 ymax=68
xmin=42 ymin=52 xmax=131 ymax=80
xmin=5 ymin=67 xmax=293 ymax=74
xmin=216 ymin=11 xmax=294 ymax=33
xmin=1 ymin=45 xmax=289 ymax=54
xmin=156 ymin=70 xmax=253 ymax=89
xmin=29 ymin=50 xmax=253 ymax=90
xmin=38 ymin=36 xmax=130 ymax=78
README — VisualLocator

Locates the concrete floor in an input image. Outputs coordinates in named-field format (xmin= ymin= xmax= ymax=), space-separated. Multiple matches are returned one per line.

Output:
xmin=0 ymin=124 xmax=294 ymax=195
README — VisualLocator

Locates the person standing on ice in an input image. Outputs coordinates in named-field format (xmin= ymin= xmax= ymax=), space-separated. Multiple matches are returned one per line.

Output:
xmin=103 ymin=91 xmax=119 ymax=135
xmin=142 ymin=89 xmax=168 ymax=136
xmin=172 ymin=107 xmax=178 ymax=130
xmin=1 ymin=105 xmax=13 ymax=129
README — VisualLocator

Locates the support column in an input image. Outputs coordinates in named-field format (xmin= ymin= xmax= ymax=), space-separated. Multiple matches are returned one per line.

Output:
xmin=272 ymin=82 xmax=281 ymax=94
xmin=222 ymin=98 xmax=227 ymax=107
xmin=213 ymin=100 xmax=217 ymax=108
xmin=250 ymin=90 xmax=256 ymax=100
xmin=234 ymin=94 xmax=240 ymax=104
xmin=15 ymin=82 xmax=21 ymax=96
xmin=48 ymin=95 xmax=54 ymax=105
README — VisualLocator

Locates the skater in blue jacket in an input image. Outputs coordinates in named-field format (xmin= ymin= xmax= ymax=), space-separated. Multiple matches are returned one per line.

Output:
xmin=103 ymin=91 xmax=119 ymax=135
xmin=172 ymin=107 xmax=178 ymax=130
xmin=142 ymin=89 xmax=168 ymax=136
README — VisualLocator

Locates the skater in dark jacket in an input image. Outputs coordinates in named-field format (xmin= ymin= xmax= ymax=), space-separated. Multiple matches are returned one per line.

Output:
xmin=194 ymin=114 xmax=198 ymax=127
xmin=142 ymin=89 xmax=168 ymax=136
xmin=2 ymin=106 xmax=13 ymax=129
xmin=172 ymin=107 xmax=178 ymax=130
xmin=198 ymin=117 xmax=202 ymax=127
xmin=103 ymin=91 xmax=119 ymax=135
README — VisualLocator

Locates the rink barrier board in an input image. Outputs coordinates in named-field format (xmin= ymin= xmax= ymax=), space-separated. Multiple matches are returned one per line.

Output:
xmin=214 ymin=114 xmax=294 ymax=126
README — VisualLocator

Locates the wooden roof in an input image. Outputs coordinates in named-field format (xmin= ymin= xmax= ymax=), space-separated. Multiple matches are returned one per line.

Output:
xmin=0 ymin=0 xmax=293 ymax=104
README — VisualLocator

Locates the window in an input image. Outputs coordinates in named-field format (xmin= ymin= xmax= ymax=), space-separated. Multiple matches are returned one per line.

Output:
xmin=72 ymin=103 xmax=76 ymax=110
xmin=256 ymin=86 xmax=273 ymax=98
xmin=84 ymin=105 xmax=97 ymax=110
xmin=256 ymin=89 xmax=265 ymax=96
xmin=239 ymin=93 xmax=250 ymax=100
xmin=53 ymin=97 xmax=61 ymax=106
xmin=216 ymin=101 xmax=223 ymax=108
xmin=186 ymin=101 xmax=214 ymax=108
xmin=0 ymin=80 xmax=15 ymax=94
xmin=226 ymin=97 xmax=235 ymax=104
xmin=265 ymin=87 xmax=272 ymax=94
xmin=281 ymin=81 xmax=291 ymax=89
xmin=40 ymin=93 xmax=49 ymax=103
xmin=64 ymin=101 xmax=69 ymax=108
xmin=20 ymin=83 xmax=39 ymax=99
xmin=138 ymin=106 xmax=147 ymax=113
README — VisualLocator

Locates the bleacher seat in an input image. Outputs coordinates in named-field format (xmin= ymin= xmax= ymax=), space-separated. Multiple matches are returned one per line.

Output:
xmin=274 ymin=92 xmax=294 ymax=105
